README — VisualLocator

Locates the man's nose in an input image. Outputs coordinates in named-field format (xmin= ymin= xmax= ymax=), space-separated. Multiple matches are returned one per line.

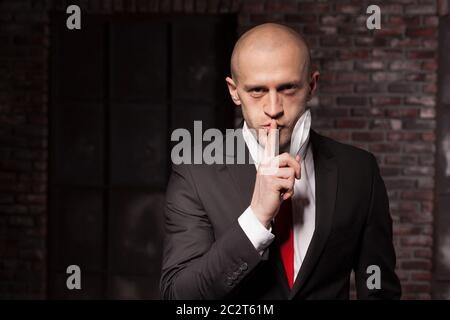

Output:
xmin=264 ymin=90 xmax=283 ymax=119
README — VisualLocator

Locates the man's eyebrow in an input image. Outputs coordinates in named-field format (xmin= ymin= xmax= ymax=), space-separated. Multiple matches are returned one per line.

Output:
xmin=243 ymin=81 xmax=302 ymax=92
xmin=243 ymin=84 xmax=268 ymax=91
xmin=276 ymin=81 xmax=302 ymax=90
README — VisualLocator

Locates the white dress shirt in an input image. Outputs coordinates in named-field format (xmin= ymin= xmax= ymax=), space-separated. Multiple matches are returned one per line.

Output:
xmin=238 ymin=109 xmax=316 ymax=282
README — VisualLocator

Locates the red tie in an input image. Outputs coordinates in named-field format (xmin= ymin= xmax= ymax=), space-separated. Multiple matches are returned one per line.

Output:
xmin=274 ymin=198 xmax=294 ymax=288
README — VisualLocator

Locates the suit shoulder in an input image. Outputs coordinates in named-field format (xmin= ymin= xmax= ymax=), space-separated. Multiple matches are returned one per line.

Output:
xmin=314 ymin=132 xmax=377 ymax=168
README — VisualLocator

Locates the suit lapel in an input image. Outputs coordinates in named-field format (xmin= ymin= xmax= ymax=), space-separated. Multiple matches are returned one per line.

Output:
xmin=290 ymin=130 xmax=338 ymax=298
xmin=223 ymin=128 xmax=256 ymax=210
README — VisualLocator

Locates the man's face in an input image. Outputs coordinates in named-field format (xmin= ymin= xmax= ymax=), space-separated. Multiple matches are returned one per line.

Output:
xmin=227 ymin=44 xmax=318 ymax=151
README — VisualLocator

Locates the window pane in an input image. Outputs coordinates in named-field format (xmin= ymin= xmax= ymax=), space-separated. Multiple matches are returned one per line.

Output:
xmin=110 ymin=104 xmax=167 ymax=187
xmin=109 ymin=190 xmax=164 ymax=277
xmin=51 ymin=188 xmax=104 ymax=271
xmin=51 ymin=14 xmax=104 ymax=102
xmin=110 ymin=21 xmax=167 ymax=103
xmin=51 ymin=103 xmax=104 ymax=185
xmin=109 ymin=275 xmax=161 ymax=299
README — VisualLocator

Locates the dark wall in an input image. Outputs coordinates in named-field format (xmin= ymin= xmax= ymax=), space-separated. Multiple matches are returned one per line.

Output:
xmin=0 ymin=0 xmax=448 ymax=299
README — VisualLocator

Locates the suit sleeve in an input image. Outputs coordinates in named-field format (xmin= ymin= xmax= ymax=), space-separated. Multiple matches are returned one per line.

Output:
xmin=353 ymin=155 xmax=402 ymax=299
xmin=160 ymin=164 xmax=265 ymax=299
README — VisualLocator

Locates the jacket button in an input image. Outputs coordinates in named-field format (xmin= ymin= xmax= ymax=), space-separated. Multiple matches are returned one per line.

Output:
xmin=231 ymin=271 xmax=239 ymax=280
xmin=240 ymin=263 xmax=248 ymax=271
xmin=226 ymin=278 xmax=234 ymax=286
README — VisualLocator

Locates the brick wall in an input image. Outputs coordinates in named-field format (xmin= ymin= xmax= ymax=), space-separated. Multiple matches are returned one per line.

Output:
xmin=238 ymin=1 xmax=440 ymax=299
xmin=0 ymin=0 xmax=446 ymax=299
xmin=0 ymin=0 xmax=49 ymax=298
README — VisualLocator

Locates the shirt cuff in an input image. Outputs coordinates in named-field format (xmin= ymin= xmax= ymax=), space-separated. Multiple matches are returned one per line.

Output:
xmin=238 ymin=206 xmax=275 ymax=255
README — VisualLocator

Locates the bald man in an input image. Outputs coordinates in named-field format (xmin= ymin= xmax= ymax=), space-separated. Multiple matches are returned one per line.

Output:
xmin=161 ymin=23 xmax=401 ymax=300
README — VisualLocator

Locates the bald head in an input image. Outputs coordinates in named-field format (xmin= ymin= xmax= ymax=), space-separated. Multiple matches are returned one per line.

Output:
xmin=230 ymin=23 xmax=311 ymax=82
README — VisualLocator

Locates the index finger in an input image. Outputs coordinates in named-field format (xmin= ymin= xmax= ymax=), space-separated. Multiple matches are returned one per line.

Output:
xmin=263 ymin=120 xmax=278 ymax=161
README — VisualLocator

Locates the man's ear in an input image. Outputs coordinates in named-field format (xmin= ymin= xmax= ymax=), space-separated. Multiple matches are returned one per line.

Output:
xmin=225 ymin=76 xmax=242 ymax=106
xmin=307 ymin=70 xmax=320 ymax=101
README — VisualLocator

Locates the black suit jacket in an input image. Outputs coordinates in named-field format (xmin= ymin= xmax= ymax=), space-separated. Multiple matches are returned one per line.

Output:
xmin=160 ymin=129 xmax=401 ymax=299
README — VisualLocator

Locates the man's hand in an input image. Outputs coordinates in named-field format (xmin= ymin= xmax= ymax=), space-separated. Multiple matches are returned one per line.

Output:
xmin=250 ymin=120 xmax=301 ymax=228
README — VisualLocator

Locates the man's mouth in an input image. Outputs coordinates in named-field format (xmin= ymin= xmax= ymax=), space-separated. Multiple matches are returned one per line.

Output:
xmin=261 ymin=124 xmax=283 ymax=129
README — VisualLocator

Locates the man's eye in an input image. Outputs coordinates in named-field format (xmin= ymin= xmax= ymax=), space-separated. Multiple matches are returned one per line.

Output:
xmin=282 ymin=86 xmax=298 ymax=94
xmin=250 ymin=88 xmax=265 ymax=96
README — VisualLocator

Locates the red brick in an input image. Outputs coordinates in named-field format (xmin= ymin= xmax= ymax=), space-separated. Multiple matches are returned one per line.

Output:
xmin=338 ymin=49 xmax=369 ymax=59
xmin=304 ymin=25 xmax=337 ymax=35
xmin=386 ymin=108 xmax=419 ymax=118
xmin=417 ymin=177 xmax=435 ymax=188
xmin=369 ymin=143 xmax=401 ymax=153
xmin=320 ymin=14 xmax=350 ymax=25
xmin=421 ymin=132 xmax=436 ymax=142
xmin=352 ymin=132 xmax=384 ymax=142
xmin=406 ymin=27 xmax=437 ymax=37
xmin=314 ymin=107 xmax=349 ymax=118
xmin=336 ymin=72 xmax=370 ymax=82
xmin=320 ymin=36 xmax=351 ymax=47
xmin=355 ymin=36 xmax=387 ymax=47
xmin=420 ymin=108 xmax=436 ymax=119
xmin=320 ymin=83 xmax=353 ymax=94
xmin=424 ymin=17 xmax=439 ymax=28
xmin=373 ymin=25 xmax=406 ymax=37
xmin=423 ymin=39 xmax=438 ymax=49
xmin=388 ymin=83 xmax=420 ymax=93
xmin=423 ymin=84 xmax=437 ymax=94
xmin=266 ymin=0 xmax=298 ymax=12
xmin=298 ymin=3 xmax=330 ymax=13
xmin=407 ymin=50 xmax=436 ymax=59
xmin=338 ymin=25 xmax=367 ymax=36
xmin=355 ymin=84 xmax=384 ymax=93
xmin=401 ymin=261 xmax=432 ymax=271
xmin=336 ymin=119 xmax=367 ymax=129
xmin=401 ymin=190 xmax=434 ymax=201
xmin=411 ymin=271 xmax=432 ymax=281
xmin=285 ymin=14 xmax=317 ymax=24
xmin=355 ymin=61 xmax=385 ymax=70
xmin=403 ymin=166 xmax=434 ymax=176
xmin=390 ymin=60 xmax=422 ymax=71
xmin=380 ymin=4 xmax=404 ymax=14
xmin=387 ymin=15 xmax=420 ymax=26
xmin=324 ymin=61 xmax=353 ymax=71
xmin=405 ymin=73 xmax=426 ymax=81
xmin=380 ymin=167 xmax=402 ymax=176
xmin=376 ymin=119 xmax=403 ymax=130
xmin=336 ymin=3 xmax=361 ymax=14
xmin=372 ymin=72 xmax=402 ymax=82
xmin=322 ymin=131 xmax=350 ymax=142
xmin=404 ymin=143 xmax=434 ymax=154
xmin=405 ymin=4 xmax=436 ymax=15
xmin=372 ymin=97 xmax=402 ymax=106
xmin=385 ymin=179 xmax=416 ymax=189
xmin=241 ymin=0 xmax=265 ymax=12
xmin=390 ymin=38 xmax=422 ymax=48
xmin=403 ymin=284 xmax=432 ymax=293
xmin=390 ymin=201 xmax=419 ymax=215
xmin=385 ymin=155 xmax=417 ymax=166
xmin=387 ymin=132 xmax=421 ymax=141
xmin=372 ymin=49 xmax=404 ymax=59
xmin=352 ymin=107 xmax=384 ymax=118
xmin=336 ymin=97 xmax=366 ymax=106
xmin=403 ymin=119 xmax=436 ymax=130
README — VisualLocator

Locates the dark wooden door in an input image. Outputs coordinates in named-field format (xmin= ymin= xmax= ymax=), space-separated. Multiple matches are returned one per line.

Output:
xmin=48 ymin=13 xmax=236 ymax=299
